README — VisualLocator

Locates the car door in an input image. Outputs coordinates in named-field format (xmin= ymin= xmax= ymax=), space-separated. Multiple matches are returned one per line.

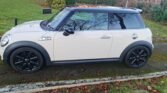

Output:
xmin=53 ymin=11 xmax=113 ymax=61
xmin=108 ymin=13 xmax=147 ymax=58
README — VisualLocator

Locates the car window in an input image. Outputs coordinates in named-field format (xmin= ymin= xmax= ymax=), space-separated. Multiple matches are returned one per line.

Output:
xmin=109 ymin=14 xmax=122 ymax=29
xmin=109 ymin=13 xmax=145 ymax=30
xmin=47 ymin=9 xmax=70 ymax=30
xmin=61 ymin=11 xmax=108 ymax=31
xmin=123 ymin=14 xmax=144 ymax=29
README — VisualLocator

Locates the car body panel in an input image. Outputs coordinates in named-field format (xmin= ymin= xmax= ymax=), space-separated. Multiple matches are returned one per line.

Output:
xmin=53 ymin=31 xmax=113 ymax=61
xmin=110 ymin=28 xmax=152 ymax=58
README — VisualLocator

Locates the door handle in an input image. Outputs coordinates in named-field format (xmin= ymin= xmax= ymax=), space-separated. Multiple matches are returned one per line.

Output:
xmin=101 ymin=35 xmax=111 ymax=39
xmin=132 ymin=33 xmax=138 ymax=39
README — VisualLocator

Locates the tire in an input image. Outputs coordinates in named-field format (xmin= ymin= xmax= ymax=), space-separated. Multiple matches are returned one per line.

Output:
xmin=124 ymin=46 xmax=151 ymax=68
xmin=9 ymin=47 xmax=44 ymax=73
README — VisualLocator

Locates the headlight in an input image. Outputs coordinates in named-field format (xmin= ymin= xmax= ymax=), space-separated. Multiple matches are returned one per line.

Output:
xmin=1 ymin=35 xmax=10 ymax=47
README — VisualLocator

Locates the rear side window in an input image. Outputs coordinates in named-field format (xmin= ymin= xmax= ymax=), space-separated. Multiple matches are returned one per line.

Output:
xmin=109 ymin=13 xmax=145 ymax=30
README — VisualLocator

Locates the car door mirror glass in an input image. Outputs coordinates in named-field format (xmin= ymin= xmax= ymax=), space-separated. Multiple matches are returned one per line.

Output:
xmin=62 ymin=20 xmax=76 ymax=36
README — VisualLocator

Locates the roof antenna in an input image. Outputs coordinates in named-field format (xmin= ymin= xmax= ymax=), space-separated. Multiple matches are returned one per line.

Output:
xmin=125 ymin=0 xmax=129 ymax=8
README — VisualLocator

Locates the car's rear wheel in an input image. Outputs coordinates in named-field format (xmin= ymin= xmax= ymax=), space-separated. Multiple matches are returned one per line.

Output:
xmin=124 ymin=46 xmax=150 ymax=68
xmin=10 ymin=47 xmax=44 ymax=73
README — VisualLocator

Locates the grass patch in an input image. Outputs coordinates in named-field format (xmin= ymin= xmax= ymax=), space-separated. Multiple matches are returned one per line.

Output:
xmin=35 ymin=76 xmax=167 ymax=93
xmin=150 ymin=53 xmax=167 ymax=62
xmin=145 ymin=19 xmax=167 ymax=38
xmin=150 ymin=43 xmax=167 ymax=62
xmin=0 ymin=0 xmax=56 ymax=35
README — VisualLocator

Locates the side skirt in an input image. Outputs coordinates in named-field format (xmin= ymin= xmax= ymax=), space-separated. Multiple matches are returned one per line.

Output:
xmin=48 ymin=58 xmax=120 ymax=65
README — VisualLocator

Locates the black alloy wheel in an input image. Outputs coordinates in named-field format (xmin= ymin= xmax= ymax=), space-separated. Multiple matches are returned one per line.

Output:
xmin=125 ymin=46 xmax=151 ymax=68
xmin=10 ymin=47 xmax=44 ymax=73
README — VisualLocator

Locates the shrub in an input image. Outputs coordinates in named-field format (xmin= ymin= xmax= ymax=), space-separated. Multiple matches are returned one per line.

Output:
xmin=150 ymin=5 xmax=167 ymax=22
xmin=47 ymin=0 xmax=66 ymax=9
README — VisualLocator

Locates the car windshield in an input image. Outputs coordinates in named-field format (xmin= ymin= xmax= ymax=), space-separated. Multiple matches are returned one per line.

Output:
xmin=40 ymin=8 xmax=70 ymax=31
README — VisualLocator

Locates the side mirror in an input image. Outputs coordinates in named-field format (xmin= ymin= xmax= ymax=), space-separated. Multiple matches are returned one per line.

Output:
xmin=63 ymin=29 xmax=74 ymax=36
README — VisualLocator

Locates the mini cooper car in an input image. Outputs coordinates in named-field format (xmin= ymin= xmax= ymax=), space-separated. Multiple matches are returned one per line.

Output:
xmin=0 ymin=6 xmax=153 ymax=73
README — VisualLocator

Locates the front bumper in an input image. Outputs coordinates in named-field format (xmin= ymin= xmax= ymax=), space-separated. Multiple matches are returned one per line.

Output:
xmin=0 ymin=37 xmax=1 ymax=60
xmin=0 ymin=37 xmax=4 ymax=61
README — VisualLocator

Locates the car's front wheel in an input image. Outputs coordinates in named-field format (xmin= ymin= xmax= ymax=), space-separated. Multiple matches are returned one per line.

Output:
xmin=10 ymin=47 xmax=44 ymax=73
xmin=124 ymin=46 xmax=151 ymax=68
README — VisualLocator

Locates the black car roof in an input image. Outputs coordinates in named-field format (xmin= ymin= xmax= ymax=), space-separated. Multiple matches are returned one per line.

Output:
xmin=66 ymin=6 xmax=140 ymax=14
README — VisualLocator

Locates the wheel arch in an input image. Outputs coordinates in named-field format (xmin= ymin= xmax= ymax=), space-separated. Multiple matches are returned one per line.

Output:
xmin=120 ymin=41 xmax=153 ymax=62
xmin=3 ymin=41 xmax=51 ymax=65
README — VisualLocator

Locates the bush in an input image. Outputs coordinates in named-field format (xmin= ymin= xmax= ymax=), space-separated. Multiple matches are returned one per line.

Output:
xmin=47 ymin=0 xmax=65 ymax=9
xmin=150 ymin=6 xmax=167 ymax=22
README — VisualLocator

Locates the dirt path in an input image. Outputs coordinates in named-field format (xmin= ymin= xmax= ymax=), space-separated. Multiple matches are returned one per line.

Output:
xmin=0 ymin=43 xmax=166 ymax=87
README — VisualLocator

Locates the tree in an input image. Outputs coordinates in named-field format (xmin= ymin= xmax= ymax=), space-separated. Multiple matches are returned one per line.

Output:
xmin=161 ymin=0 xmax=167 ymax=9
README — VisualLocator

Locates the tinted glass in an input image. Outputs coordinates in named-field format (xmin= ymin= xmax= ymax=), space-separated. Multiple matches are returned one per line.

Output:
xmin=62 ymin=11 xmax=108 ymax=31
xmin=109 ymin=13 xmax=145 ymax=30
xmin=124 ymin=14 xmax=144 ymax=29
xmin=109 ymin=14 xmax=122 ymax=29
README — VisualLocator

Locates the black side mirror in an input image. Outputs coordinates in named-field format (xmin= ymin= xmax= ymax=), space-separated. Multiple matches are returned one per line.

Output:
xmin=63 ymin=29 xmax=74 ymax=36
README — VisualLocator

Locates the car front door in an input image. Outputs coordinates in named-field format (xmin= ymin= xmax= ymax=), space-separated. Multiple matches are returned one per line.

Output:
xmin=53 ymin=11 xmax=113 ymax=61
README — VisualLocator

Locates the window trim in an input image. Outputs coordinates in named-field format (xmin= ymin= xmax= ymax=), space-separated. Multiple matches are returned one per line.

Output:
xmin=56 ymin=10 xmax=145 ymax=31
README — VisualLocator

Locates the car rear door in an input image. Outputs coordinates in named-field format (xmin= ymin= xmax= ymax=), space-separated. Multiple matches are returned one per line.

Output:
xmin=108 ymin=13 xmax=148 ymax=58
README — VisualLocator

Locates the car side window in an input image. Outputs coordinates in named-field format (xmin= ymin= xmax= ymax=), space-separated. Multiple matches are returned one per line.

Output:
xmin=109 ymin=14 xmax=123 ymax=29
xmin=61 ymin=11 xmax=108 ymax=31
xmin=123 ymin=14 xmax=144 ymax=29
xmin=109 ymin=13 xmax=145 ymax=30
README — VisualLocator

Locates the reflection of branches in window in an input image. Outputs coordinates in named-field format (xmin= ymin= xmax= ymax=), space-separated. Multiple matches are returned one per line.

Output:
xmin=109 ymin=14 xmax=119 ymax=22
xmin=79 ymin=20 xmax=89 ymax=30
xmin=87 ymin=15 xmax=108 ymax=30
xmin=63 ymin=19 xmax=77 ymax=31
xmin=114 ymin=13 xmax=126 ymax=29
xmin=87 ymin=19 xmax=107 ymax=30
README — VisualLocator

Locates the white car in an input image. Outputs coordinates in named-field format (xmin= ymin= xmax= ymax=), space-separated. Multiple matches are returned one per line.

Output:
xmin=0 ymin=7 xmax=153 ymax=73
